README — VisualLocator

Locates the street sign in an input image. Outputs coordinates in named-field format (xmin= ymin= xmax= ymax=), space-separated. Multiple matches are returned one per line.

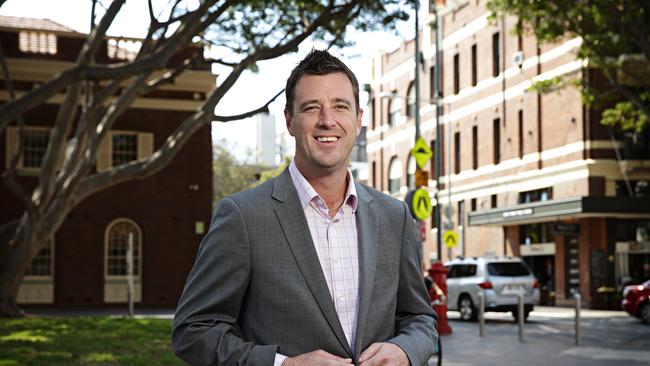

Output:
xmin=412 ymin=188 xmax=433 ymax=220
xmin=415 ymin=169 xmax=429 ymax=187
xmin=410 ymin=136 xmax=432 ymax=170
xmin=443 ymin=230 xmax=458 ymax=248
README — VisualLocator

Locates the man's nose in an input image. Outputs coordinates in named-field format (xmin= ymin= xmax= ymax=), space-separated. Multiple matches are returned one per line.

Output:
xmin=318 ymin=106 xmax=336 ymax=127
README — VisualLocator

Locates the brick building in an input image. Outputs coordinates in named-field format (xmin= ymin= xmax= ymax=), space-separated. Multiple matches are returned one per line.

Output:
xmin=367 ymin=1 xmax=650 ymax=308
xmin=0 ymin=16 xmax=214 ymax=308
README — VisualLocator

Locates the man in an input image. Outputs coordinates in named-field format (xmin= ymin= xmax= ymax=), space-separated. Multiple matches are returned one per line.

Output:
xmin=173 ymin=50 xmax=437 ymax=366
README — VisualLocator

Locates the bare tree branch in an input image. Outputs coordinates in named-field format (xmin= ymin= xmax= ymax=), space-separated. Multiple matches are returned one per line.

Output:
xmin=214 ymin=89 xmax=284 ymax=122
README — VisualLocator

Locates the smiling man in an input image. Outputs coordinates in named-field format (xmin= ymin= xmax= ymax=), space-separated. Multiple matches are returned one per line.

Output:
xmin=172 ymin=50 xmax=437 ymax=366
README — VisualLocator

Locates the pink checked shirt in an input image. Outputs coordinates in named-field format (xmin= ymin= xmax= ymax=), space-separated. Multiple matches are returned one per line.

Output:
xmin=274 ymin=161 xmax=360 ymax=365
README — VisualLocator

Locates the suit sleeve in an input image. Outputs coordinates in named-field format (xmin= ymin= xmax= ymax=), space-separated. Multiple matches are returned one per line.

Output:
xmin=388 ymin=201 xmax=439 ymax=366
xmin=172 ymin=197 xmax=277 ymax=366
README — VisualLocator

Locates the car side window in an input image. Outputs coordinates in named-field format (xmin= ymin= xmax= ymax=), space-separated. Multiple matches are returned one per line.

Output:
xmin=447 ymin=265 xmax=458 ymax=279
xmin=467 ymin=264 xmax=477 ymax=277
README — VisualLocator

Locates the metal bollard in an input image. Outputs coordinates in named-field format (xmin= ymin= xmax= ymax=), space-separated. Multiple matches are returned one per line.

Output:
xmin=574 ymin=292 xmax=581 ymax=346
xmin=517 ymin=292 xmax=524 ymax=342
xmin=478 ymin=291 xmax=485 ymax=337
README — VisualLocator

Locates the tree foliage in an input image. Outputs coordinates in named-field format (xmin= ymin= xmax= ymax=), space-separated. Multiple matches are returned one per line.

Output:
xmin=0 ymin=0 xmax=408 ymax=317
xmin=488 ymin=0 xmax=650 ymax=131
xmin=212 ymin=140 xmax=259 ymax=206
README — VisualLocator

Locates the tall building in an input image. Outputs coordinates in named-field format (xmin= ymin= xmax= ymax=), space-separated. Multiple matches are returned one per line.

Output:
xmin=0 ymin=16 xmax=215 ymax=308
xmin=367 ymin=1 xmax=650 ymax=308
xmin=255 ymin=112 xmax=277 ymax=167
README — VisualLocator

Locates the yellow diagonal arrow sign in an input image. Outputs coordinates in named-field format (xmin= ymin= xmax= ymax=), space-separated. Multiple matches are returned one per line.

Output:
xmin=410 ymin=136 xmax=432 ymax=170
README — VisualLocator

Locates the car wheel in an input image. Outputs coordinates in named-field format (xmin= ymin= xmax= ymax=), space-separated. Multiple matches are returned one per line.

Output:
xmin=458 ymin=295 xmax=477 ymax=321
xmin=512 ymin=309 xmax=530 ymax=322
xmin=640 ymin=303 xmax=650 ymax=324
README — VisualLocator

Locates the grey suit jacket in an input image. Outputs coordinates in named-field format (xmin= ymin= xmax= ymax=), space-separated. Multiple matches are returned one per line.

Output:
xmin=172 ymin=169 xmax=437 ymax=366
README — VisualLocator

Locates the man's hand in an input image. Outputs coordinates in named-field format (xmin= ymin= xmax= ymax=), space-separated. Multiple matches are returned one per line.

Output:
xmin=282 ymin=350 xmax=353 ymax=366
xmin=359 ymin=342 xmax=409 ymax=366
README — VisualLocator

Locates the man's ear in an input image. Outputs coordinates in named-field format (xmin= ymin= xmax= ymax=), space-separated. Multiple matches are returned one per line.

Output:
xmin=284 ymin=108 xmax=294 ymax=136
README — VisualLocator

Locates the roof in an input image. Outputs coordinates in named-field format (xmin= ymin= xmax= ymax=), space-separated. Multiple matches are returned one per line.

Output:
xmin=0 ymin=15 xmax=79 ymax=33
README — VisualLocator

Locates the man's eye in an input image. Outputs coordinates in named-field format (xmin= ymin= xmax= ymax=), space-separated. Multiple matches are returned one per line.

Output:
xmin=335 ymin=104 xmax=349 ymax=110
xmin=303 ymin=105 xmax=318 ymax=112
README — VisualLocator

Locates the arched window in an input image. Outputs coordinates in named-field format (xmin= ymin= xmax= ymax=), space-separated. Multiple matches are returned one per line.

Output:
xmin=104 ymin=218 xmax=142 ymax=303
xmin=388 ymin=94 xmax=402 ymax=127
xmin=388 ymin=157 xmax=403 ymax=194
xmin=407 ymin=82 xmax=416 ymax=118
xmin=407 ymin=155 xmax=416 ymax=190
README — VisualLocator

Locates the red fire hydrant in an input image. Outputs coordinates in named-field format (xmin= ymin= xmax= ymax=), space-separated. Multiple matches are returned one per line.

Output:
xmin=428 ymin=261 xmax=452 ymax=335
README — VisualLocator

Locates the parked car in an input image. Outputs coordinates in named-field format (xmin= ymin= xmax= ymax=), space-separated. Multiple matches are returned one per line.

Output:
xmin=445 ymin=256 xmax=540 ymax=321
xmin=622 ymin=279 xmax=650 ymax=324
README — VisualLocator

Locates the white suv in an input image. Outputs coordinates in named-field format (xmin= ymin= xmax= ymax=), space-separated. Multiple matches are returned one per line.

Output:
xmin=445 ymin=256 xmax=540 ymax=321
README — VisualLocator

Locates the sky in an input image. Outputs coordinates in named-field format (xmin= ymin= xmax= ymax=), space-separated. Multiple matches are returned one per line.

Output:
xmin=0 ymin=0 xmax=421 ymax=163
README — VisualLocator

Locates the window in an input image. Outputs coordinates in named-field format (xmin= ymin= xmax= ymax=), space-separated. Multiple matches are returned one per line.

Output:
xmin=492 ymin=32 xmax=501 ymax=77
xmin=519 ymin=188 xmax=552 ymax=203
xmin=471 ymin=198 xmax=477 ymax=211
xmin=388 ymin=157 xmax=403 ymax=194
xmin=429 ymin=66 xmax=436 ymax=103
xmin=112 ymin=133 xmax=138 ymax=166
xmin=454 ymin=131 xmax=461 ymax=174
xmin=453 ymin=53 xmax=460 ymax=94
xmin=407 ymin=155 xmax=416 ymax=190
xmin=4 ymin=127 xmax=52 ymax=172
xmin=491 ymin=194 xmax=497 ymax=208
xmin=18 ymin=239 xmax=54 ymax=304
xmin=471 ymin=44 xmax=477 ymax=86
xmin=372 ymin=161 xmax=377 ymax=188
xmin=107 ymin=38 xmax=141 ymax=61
xmin=520 ymin=223 xmax=550 ymax=244
xmin=493 ymin=118 xmax=501 ymax=164
xmin=370 ymin=98 xmax=377 ymax=130
xmin=388 ymin=95 xmax=402 ymax=127
xmin=407 ymin=82 xmax=416 ymax=118
xmin=22 ymin=130 xmax=50 ymax=168
xmin=97 ymin=131 xmax=154 ymax=171
xmin=472 ymin=125 xmax=478 ymax=169
xmin=458 ymin=200 xmax=465 ymax=226
xmin=518 ymin=110 xmax=524 ymax=158
xmin=19 ymin=31 xmax=57 ymax=55
xmin=25 ymin=240 xmax=54 ymax=277
xmin=617 ymin=180 xmax=650 ymax=197
xmin=106 ymin=219 xmax=141 ymax=277
xmin=104 ymin=218 xmax=142 ymax=303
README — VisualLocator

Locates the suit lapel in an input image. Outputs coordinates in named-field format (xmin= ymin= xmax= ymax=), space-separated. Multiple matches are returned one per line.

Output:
xmin=353 ymin=183 xmax=378 ymax=358
xmin=272 ymin=169 xmax=352 ymax=357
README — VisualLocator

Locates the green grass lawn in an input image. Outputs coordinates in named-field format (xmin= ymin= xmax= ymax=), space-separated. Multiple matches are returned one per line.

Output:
xmin=0 ymin=316 xmax=184 ymax=366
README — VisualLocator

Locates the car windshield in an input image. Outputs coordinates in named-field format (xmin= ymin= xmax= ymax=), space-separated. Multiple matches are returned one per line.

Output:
xmin=487 ymin=262 xmax=530 ymax=276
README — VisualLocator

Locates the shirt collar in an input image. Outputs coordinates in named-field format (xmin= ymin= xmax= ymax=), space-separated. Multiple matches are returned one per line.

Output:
xmin=289 ymin=160 xmax=358 ymax=213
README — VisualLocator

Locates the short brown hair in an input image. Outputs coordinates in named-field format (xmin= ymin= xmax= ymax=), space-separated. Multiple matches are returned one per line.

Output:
xmin=285 ymin=49 xmax=360 ymax=116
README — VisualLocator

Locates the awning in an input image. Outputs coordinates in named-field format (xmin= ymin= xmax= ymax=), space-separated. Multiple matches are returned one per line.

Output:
xmin=468 ymin=196 xmax=650 ymax=226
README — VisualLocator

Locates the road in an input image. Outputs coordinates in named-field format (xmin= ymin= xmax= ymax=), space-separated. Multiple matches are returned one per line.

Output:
xmin=432 ymin=306 xmax=650 ymax=366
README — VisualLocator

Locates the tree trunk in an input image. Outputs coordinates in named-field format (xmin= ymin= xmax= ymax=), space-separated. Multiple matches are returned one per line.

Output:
xmin=0 ymin=215 xmax=45 ymax=317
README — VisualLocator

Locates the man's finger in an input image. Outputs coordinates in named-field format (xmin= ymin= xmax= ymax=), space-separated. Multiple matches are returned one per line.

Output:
xmin=359 ymin=343 xmax=382 ymax=363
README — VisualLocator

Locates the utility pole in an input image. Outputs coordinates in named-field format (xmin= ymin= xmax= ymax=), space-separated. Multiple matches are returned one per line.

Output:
xmin=433 ymin=0 xmax=443 ymax=261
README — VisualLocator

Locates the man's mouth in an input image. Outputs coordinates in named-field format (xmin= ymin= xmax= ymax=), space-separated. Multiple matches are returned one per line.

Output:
xmin=316 ymin=136 xmax=339 ymax=142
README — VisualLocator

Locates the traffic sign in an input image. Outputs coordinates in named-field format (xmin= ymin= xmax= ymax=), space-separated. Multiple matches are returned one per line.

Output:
xmin=410 ymin=136 xmax=432 ymax=170
xmin=411 ymin=188 xmax=433 ymax=220
xmin=443 ymin=230 xmax=458 ymax=248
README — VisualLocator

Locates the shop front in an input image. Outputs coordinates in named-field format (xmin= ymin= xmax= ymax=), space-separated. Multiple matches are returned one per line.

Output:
xmin=469 ymin=196 xmax=650 ymax=309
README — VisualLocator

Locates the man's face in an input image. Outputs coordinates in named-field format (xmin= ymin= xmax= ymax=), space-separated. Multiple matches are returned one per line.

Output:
xmin=285 ymin=72 xmax=362 ymax=177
